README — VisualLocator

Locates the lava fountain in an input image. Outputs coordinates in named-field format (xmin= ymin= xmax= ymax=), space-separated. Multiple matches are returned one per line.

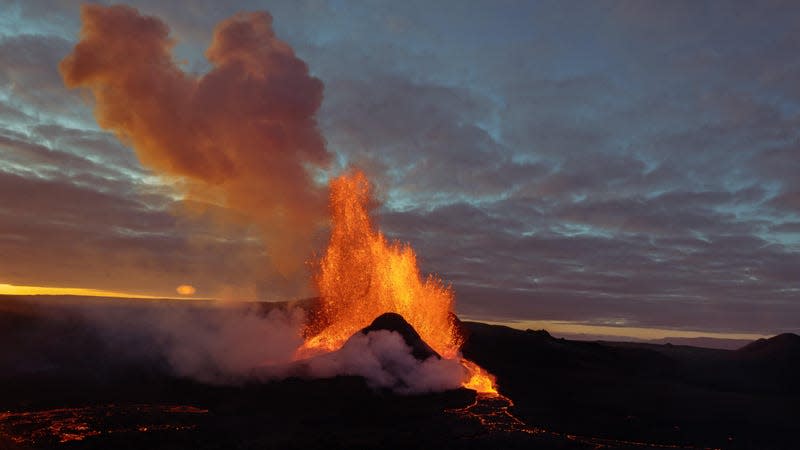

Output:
xmin=299 ymin=170 xmax=497 ymax=394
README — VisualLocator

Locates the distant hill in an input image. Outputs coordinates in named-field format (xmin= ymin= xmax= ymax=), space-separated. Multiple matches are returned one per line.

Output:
xmin=651 ymin=336 xmax=754 ymax=349
xmin=554 ymin=331 xmax=756 ymax=350
xmin=736 ymin=333 xmax=800 ymax=388
xmin=739 ymin=332 xmax=800 ymax=355
xmin=461 ymin=321 xmax=799 ymax=449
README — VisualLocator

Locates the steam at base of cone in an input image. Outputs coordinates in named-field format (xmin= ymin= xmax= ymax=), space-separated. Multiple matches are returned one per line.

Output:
xmin=61 ymin=298 xmax=495 ymax=394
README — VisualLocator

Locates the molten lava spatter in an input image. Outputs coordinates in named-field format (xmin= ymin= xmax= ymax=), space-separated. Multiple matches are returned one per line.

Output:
xmin=299 ymin=170 xmax=497 ymax=393
xmin=302 ymin=171 xmax=462 ymax=358
xmin=461 ymin=359 xmax=498 ymax=395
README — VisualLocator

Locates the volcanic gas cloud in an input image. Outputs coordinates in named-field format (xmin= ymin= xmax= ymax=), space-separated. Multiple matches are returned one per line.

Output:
xmin=60 ymin=4 xmax=329 ymax=288
xmin=61 ymin=4 xmax=496 ymax=394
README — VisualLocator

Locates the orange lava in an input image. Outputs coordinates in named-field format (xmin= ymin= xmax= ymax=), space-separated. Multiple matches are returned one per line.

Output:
xmin=301 ymin=171 xmax=461 ymax=358
xmin=299 ymin=170 xmax=497 ymax=393
xmin=461 ymin=359 xmax=498 ymax=395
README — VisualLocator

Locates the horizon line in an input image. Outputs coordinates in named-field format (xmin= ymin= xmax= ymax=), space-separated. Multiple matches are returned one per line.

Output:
xmin=0 ymin=283 xmax=215 ymax=301
xmin=469 ymin=318 xmax=772 ymax=342
xmin=0 ymin=282 xmax=782 ymax=342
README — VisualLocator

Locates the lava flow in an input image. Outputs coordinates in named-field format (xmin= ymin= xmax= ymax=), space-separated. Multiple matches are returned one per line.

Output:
xmin=298 ymin=170 xmax=497 ymax=394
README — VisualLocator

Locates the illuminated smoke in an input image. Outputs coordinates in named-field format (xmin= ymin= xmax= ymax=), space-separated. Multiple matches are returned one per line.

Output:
xmin=60 ymin=5 xmax=330 ymax=287
xmin=58 ymin=5 xmax=496 ymax=395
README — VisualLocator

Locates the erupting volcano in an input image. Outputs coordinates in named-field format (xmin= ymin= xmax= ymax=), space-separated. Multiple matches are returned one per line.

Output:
xmin=57 ymin=3 xmax=497 ymax=397
xmin=5 ymin=2 xmax=800 ymax=449
xmin=298 ymin=170 xmax=497 ymax=394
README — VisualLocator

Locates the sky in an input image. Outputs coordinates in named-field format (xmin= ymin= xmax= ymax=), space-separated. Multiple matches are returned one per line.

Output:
xmin=0 ymin=0 xmax=798 ymax=339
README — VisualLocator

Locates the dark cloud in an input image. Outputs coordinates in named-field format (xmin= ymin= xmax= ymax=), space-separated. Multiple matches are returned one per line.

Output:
xmin=380 ymin=197 xmax=799 ymax=334
xmin=0 ymin=102 xmax=31 ymax=123
xmin=30 ymin=123 xmax=146 ymax=175
xmin=321 ymin=76 xmax=522 ymax=202
xmin=0 ymin=33 xmax=89 ymax=118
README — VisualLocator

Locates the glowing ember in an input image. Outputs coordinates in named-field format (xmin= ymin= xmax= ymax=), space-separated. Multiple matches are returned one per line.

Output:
xmin=0 ymin=405 xmax=206 ymax=445
xmin=176 ymin=284 xmax=196 ymax=296
xmin=298 ymin=170 xmax=497 ymax=393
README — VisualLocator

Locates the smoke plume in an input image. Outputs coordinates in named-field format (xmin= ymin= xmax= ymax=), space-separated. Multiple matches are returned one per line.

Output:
xmin=60 ymin=5 xmax=330 ymax=283
xmin=52 ymin=5 xmax=471 ymax=394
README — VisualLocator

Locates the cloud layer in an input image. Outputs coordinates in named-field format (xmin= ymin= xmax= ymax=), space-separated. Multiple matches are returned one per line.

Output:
xmin=1 ymin=0 xmax=799 ymax=335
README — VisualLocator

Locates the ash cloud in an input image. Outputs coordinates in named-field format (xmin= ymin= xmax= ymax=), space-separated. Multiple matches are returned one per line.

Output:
xmin=59 ymin=5 xmax=330 ymax=283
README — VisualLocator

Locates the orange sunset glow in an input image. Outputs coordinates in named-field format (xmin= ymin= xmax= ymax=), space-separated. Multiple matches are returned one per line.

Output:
xmin=0 ymin=283 xmax=211 ymax=301
xmin=0 ymin=283 xmax=165 ymax=299
xmin=176 ymin=285 xmax=197 ymax=296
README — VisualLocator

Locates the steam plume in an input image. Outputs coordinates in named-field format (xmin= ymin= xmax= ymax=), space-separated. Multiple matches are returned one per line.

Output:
xmin=305 ymin=330 xmax=466 ymax=393
xmin=79 ymin=301 xmax=306 ymax=384
xmin=60 ymin=5 xmax=330 ymax=282
xmin=44 ymin=300 xmax=465 ymax=391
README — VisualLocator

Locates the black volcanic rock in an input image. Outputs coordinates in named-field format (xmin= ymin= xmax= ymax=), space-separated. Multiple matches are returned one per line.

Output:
xmin=360 ymin=313 xmax=441 ymax=361
xmin=737 ymin=333 xmax=800 ymax=389
xmin=738 ymin=332 xmax=800 ymax=356
xmin=4 ymin=296 xmax=800 ymax=450
xmin=525 ymin=328 xmax=552 ymax=339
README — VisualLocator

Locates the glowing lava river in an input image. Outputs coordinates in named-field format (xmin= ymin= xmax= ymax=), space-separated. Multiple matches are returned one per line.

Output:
xmin=0 ymin=397 xmax=717 ymax=449
xmin=446 ymin=393 xmax=723 ymax=449
xmin=0 ymin=405 xmax=208 ymax=446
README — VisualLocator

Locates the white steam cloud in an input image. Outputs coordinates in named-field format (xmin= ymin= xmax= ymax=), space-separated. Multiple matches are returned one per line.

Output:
xmin=59 ymin=301 xmax=465 ymax=393
xmin=303 ymin=330 xmax=466 ymax=394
